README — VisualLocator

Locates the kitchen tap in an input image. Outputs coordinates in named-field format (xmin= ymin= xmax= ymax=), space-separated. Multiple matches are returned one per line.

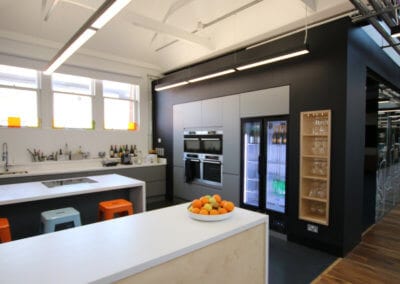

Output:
xmin=2 ymin=142 xmax=9 ymax=172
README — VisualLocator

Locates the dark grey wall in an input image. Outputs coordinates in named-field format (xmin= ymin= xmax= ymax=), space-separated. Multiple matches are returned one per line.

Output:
xmin=152 ymin=17 xmax=400 ymax=256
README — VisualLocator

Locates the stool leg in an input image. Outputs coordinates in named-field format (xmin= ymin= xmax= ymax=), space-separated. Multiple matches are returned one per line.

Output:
xmin=104 ymin=211 xmax=114 ymax=220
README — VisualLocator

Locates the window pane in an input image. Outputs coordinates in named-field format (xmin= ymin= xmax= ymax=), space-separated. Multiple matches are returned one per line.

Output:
xmin=104 ymin=98 xmax=135 ymax=130
xmin=52 ymin=73 xmax=92 ymax=95
xmin=0 ymin=87 xmax=38 ymax=127
xmin=53 ymin=93 xmax=92 ymax=129
xmin=103 ymin=80 xmax=134 ymax=100
xmin=0 ymin=64 xmax=38 ymax=89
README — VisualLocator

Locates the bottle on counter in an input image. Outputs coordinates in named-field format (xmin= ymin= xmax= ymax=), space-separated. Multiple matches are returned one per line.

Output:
xmin=130 ymin=145 xmax=134 ymax=155
xmin=109 ymin=145 xmax=114 ymax=158
xmin=118 ymin=145 xmax=123 ymax=158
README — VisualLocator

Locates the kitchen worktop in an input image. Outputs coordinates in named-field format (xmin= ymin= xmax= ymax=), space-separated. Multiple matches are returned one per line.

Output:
xmin=0 ymin=203 xmax=268 ymax=284
xmin=0 ymin=173 xmax=145 ymax=206
xmin=0 ymin=158 xmax=166 ymax=178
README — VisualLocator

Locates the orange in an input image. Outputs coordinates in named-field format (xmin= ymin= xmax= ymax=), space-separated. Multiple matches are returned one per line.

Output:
xmin=210 ymin=209 xmax=219 ymax=215
xmin=213 ymin=194 xmax=222 ymax=203
xmin=218 ymin=207 xmax=228 ymax=214
xmin=192 ymin=199 xmax=202 ymax=209
xmin=223 ymin=201 xmax=235 ymax=212
xmin=191 ymin=207 xmax=200 ymax=214
xmin=200 ymin=196 xmax=209 ymax=205
xmin=220 ymin=200 xmax=227 ymax=208
xmin=199 ymin=209 xmax=209 ymax=215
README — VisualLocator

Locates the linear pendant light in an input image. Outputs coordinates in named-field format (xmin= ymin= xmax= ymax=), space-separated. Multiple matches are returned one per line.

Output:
xmin=155 ymin=81 xmax=189 ymax=91
xmin=236 ymin=47 xmax=310 ymax=71
xmin=188 ymin=69 xmax=236 ymax=83
xmin=44 ymin=0 xmax=131 ymax=75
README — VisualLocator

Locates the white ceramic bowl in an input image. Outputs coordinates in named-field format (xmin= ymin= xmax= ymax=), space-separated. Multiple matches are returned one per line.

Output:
xmin=187 ymin=206 xmax=234 ymax=222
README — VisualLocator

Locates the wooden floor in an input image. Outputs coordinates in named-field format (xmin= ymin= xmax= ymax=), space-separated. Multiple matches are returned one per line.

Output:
xmin=312 ymin=205 xmax=400 ymax=283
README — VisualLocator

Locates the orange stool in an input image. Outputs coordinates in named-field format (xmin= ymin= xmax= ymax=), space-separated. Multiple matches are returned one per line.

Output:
xmin=0 ymin=218 xmax=12 ymax=243
xmin=98 ymin=199 xmax=133 ymax=221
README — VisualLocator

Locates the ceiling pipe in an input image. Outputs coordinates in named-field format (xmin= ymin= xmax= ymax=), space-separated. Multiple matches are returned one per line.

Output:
xmin=349 ymin=0 xmax=400 ymax=55
xmin=368 ymin=0 xmax=397 ymax=27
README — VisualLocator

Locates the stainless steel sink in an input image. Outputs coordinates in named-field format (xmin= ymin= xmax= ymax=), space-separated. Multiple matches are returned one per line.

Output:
xmin=0 ymin=170 xmax=29 ymax=176
xmin=42 ymin=177 xmax=97 ymax=188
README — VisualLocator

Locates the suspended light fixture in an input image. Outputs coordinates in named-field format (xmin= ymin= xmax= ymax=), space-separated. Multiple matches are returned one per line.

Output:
xmin=236 ymin=47 xmax=310 ymax=71
xmin=44 ymin=0 xmax=131 ymax=75
xmin=188 ymin=69 xmax=236 ymax=83
xmin=154 ymin=81 xmax=189 ymax=91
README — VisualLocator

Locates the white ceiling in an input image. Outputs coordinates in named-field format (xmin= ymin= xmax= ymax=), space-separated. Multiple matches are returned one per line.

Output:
xmin=0 ymin=0 xmax=355 ymax=74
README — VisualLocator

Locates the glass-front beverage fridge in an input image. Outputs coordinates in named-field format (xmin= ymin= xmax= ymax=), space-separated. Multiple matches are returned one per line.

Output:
xmin=240 ymin=116 xmax=288 ymax=233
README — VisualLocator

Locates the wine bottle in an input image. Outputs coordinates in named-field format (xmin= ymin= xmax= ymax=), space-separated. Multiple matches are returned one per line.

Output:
xmin=109 ymin=145 xmax=114 ymax=158
xmin=272 ymin=126 xmax=277 ymax=144
xmin=283 ymin=124 xmax=287 ymax=144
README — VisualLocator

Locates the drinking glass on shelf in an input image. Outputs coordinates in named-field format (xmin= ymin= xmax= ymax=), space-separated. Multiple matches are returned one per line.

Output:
xmin=317 ymin=204 xmax=326 ymax=215
xmin=310 ymin=202 xmax=317 ymax=213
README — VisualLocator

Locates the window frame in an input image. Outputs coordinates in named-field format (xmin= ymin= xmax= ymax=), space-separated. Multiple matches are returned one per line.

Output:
xmin=0 ymin=64 xmax=39 ymax=128
xmin=102 ymin=80 xmax=140 ymax=131
xmin=51 ymin=73 xmax=95 ymax=130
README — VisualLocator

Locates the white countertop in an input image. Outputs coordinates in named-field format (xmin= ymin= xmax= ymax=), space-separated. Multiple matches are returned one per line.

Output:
xmin=0 ymin=203 xmax=268 ymax=284
xmin=0 ymin=158 xmax=166 ymax=179
xmin=0 ymin=174 xmax=145 ymax=205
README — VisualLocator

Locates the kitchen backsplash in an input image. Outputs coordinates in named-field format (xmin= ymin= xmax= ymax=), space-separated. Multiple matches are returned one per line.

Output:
xmin=0 ymin=127 xmax=149 ymax=165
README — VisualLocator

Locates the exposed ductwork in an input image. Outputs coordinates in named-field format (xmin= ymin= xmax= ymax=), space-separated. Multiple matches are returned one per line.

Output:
xmin=350 ymin=0 xmax=400 ymax=55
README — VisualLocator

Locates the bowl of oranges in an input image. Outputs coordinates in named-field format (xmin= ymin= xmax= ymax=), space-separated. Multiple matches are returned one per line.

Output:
xmin=187 ymin=194 xmax=235 ymax=221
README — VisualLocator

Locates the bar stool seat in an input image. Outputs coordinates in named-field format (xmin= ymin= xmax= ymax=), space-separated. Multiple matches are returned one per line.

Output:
xmin=41 ymin=207 xmax=81 ymax=234
xmin=0 ymin=218 xmax=11 ymax=243
xmin=98 ymin=199 xmax=133 ymax=221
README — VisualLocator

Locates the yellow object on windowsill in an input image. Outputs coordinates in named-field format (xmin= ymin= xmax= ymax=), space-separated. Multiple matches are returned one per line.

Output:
xmin=128 ymin=122 xmax=137 ymax=131
xmin=8 ymin=116 xmax=21 ymax=128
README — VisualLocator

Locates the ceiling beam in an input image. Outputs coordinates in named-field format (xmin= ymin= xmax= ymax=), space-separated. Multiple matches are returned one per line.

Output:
xmin=300 ymin=0 xmax=317 ymax=11
xmin=123 ymin=12 xmax=214 ymax=50
xmin=150 ymin=0 xmax=196 ymax=44
xmin=42 ymin=0 xmax=60 ymax=21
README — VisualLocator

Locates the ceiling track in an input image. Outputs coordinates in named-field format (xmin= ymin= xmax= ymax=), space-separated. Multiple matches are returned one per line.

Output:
xmin=155 ymin=0 xmax=263 ymax=52
xmin=349 ymin=0 xmax=400 ymax=56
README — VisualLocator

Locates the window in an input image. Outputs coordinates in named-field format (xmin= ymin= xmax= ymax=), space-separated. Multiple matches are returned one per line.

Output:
xmin=103 ymin=80 xmax=139 ymax=130
xmin=52 ymin=73 xmax=94 ymax=129
xmin=0 ymin=64 xmax=38 ymax=127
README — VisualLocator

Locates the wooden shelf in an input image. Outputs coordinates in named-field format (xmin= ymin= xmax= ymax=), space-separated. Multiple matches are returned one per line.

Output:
xmin=300 ymin=196 xmax=328 ymax=202
xmin=299 ymin=110 xmax=331 ymax=226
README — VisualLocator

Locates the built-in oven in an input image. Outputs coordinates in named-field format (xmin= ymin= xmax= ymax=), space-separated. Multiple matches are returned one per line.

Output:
xmin=184 ymin=129 xmax=223 ymax=154
xmin=201 ymin=155 xmax=223 ymax=186
xmin=201 ymin=132 xmax=223 ymax=155
xmin=183 ymin=132 xmax=201 ymax=153
xmin=184 ymin=153 xmax=201 ymax=183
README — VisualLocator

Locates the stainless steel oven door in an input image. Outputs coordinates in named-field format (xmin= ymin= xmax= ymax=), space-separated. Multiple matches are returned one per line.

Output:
xmin=184 ymin=136 xmax=201 ymax=153
xmin=201 ymin=136 xmax=222 ymax=154
xmin=202 ymin=158 xmax=222 ymax=186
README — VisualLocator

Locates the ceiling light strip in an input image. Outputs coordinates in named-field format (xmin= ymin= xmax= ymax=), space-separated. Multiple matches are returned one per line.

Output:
xmin=188 ymin=69 xmax=236 ymax=83
xmin=155 ymin=46 xmax=310 ymax=91
xmin=155 ymin=81 xmax=189 ymax=91
xmin=44 ymin=0 xmax=132 ymax=75
xmin=236 ymin=48 xmax=310 ymax=71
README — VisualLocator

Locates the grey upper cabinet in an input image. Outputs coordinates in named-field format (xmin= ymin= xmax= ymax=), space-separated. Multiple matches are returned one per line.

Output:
xmin=240 ymin=86 xmax=290 ymax=117
xmin=173 ymin=104 xmax=185 ymax=167
xmin=201 ymin=97 xmax=223 ymax=128
xmin=182 ymin=101 xmax=202 ymax=128
xmin=222 ymin=95 xmax=240 ymax=175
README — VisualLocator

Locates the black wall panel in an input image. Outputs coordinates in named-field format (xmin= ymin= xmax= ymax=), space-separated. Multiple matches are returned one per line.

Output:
xmin=152 ymin=17 xmax=400 ymax=256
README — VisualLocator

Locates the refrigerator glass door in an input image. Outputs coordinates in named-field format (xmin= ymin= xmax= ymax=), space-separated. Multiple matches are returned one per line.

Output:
xmin=265 ymin=120 xmax=287 ymax=213
xmin=243 ymin=121 xmax=261 ymax=207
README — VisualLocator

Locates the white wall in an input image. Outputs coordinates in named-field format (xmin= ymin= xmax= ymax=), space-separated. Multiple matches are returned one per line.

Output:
xmin=0 ymin=38 xmax=162 ymax=165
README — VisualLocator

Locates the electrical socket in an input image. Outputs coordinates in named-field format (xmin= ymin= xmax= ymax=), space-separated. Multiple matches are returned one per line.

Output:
xmin=307 ymin=224 xmax=318 ymax=233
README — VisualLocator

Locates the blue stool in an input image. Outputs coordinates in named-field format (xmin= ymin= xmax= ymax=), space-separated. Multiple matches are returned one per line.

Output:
xmin=41 ymin=207 xmax=81 ymax=233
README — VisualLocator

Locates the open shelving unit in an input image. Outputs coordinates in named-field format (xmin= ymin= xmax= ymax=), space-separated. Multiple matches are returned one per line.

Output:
xmin=299 ymin=110 xmax=331 ymax=225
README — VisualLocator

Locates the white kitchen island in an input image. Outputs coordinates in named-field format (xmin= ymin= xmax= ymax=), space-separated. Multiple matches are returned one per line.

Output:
xmin=0 ymin=174 xmax=146 ymax=212
xmin=0 ymin=203 xmax=269 ymax=284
